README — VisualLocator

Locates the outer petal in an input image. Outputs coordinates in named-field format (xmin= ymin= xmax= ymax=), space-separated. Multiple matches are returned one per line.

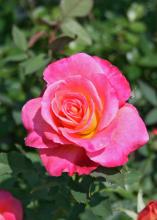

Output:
xmin=0 ymin=215 xmax=5 ymax=220
xmin=93 ymin=56 xmax=131 ymax=105
xmin=39 ymin=145 xmax=98 ymax=176
xmin=22 ymin=98 xmax=69 ymax=148
xmin=0 ymin=191 xmax=23 ymax=220
xmin=21 ymin=97 xmax=41 ymax=132
xmin=43 ymin=53 xmax=104 ymax=85
xmin=87 ymin=104 xmax=149 ymax=167
xmin=3 ymin=213 xmax=16 ymax=220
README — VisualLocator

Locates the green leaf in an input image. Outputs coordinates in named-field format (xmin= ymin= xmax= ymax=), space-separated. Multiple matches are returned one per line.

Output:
xmin=129 ymin=22 xmax=146 ymax=33
xmin=8 ymin=152 xmax=39 ymax=186
xmin=71 ymin=190 xmax=87 ymax=203
xmin=91 ymin=167 xmax=128 ymax=187
xmin=8 ymin=151 xmax=34 ymax=174
xmin=125 ymin=65 xmax=141 ymax=80
xmin=80 ymin=209 xmax=102 ymax=220
xmin=0 ymin=94 xmax=13 ymax=106
xmin=103 ymin=187 xmax=133 ymax=199
xmin=92 ymin=200 xmax=112 ymax=217
xmin=139 ymin=81 xmax=157 ymax=106
xmin=125 ymin=170 xmax=142 ymax=185
xmin=12 ymin=26 xmax=28 ymax=51
xmin=61 ymin=19 xmax=91 ymax=45
xmin=91 ymin=167 xmax=120 ymax=178
xmin=137 ymin=189 xmax=145 ymax=212
xmin=20 ymin=54 xmax=50 ymax=75
xmin=60 ymin=0 xmax=93 ymax=17
xmin=12 ymin=111 xmax=21 ymax=125
xmin=6 ymin=53 xmax=28 ymax=62
xmin=120 ymin=209 xmax=137 ymax=220
xmin=0 ymin=153 xmax=12 ymax=177
xmin=105 ymin=173 xmax=126 ymax=187
xmin=139 ymin=54 xmax=157 ymax=67
xmin=145 ymin=108 xmax=157 ymax=125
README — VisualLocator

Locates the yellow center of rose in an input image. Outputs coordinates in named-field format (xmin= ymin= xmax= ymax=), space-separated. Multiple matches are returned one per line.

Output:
xmin=78 ymin=110 xmax=98 ymax=137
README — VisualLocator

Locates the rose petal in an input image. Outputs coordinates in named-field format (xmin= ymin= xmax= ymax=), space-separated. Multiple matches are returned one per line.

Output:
xmin=43 ymin=53 xmax=103 ymax=85
xmin=39 ymin=145 xmax=98 ymax=176
xmin=22 ymin=98 xmax=69 ymax=148
xmin=87 ymin=104 xmax=149 ymax=167
xmin=3 ymin=213 xmax=16 ymax=220
xmin=64 ymin=75 xmax=103 ymax=113
xmin=41 ymin=81 xmax=66 ymax=132
xmin=21 ymin=97 xmax=41 ymax=131
xmin=51 ymin=93 xmax=86 ymax=127
xmin=60 ymin=124 xmax=110 ymax=152
xmin=93 ymin=56 xmax=131 ymax=105
xmin=89 ymin=73 xmax=119 ymax=130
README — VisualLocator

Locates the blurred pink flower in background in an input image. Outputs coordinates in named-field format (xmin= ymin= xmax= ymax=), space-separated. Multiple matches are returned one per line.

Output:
xmin=152 ymin=129 xmax=157 ymax=135
xmin=22 ymin=53 xmax=149 ymax=176
xmin=0 ymin=190 xmax=23 ymax=220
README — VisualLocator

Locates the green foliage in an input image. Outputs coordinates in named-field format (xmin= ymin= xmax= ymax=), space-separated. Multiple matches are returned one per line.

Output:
xmin=0 ymin=0 xmax=157 ymax=219
xmin=61 ymin=18 xmax=92 ymax=45
xmin=0 ymin=153 xmax=12 ymax=176
xmin=12 ymin=26 xmax=28 ymax=51
xmin=139 ymin=81 xmax=157 ymax=106
xmin=60 ymin=0 xmax=93 ymax=18
xmin=146 ymin=108 xmax=157 ymax=125
xmin=20 ymin=54 xmax=50 ymax=75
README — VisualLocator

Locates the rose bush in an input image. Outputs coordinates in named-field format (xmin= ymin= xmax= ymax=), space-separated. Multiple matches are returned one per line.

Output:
xmin=0 ymin=190 xmax=23 ymax=220
xmin=22 ymin=53 xmax=149 ymax=176
xmin=138 ymin=201 xmax=157 ymax=220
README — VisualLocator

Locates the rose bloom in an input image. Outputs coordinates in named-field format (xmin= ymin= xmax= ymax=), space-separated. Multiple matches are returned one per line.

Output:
xmin=22 ymin=53 xmax=149 ymax=176
xmin=138 ymin=201 xmax=157 ymax=220
xmin=0 ymin=190 xmax=23 ymax=220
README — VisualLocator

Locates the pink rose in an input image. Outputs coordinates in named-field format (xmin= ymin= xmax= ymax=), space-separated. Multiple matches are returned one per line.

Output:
xmin=0 ymin=190 xmax=23 ymax=220
xmin=22 ymin=53 xmax=149 ymax=176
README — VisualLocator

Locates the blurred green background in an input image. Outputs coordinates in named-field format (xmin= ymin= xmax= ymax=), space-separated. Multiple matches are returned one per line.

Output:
xmin=0 ymin=0 xmax=157 ymax=219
